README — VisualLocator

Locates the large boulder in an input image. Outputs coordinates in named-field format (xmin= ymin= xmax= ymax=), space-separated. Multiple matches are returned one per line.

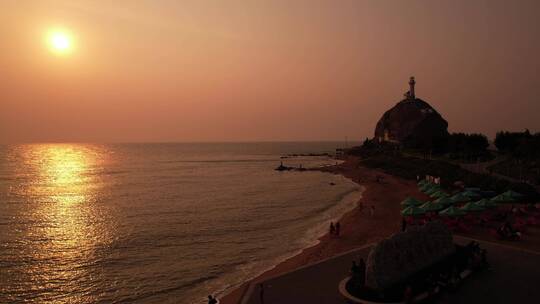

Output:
xmin=365 ymin=221 xmax=454 ymax=291
xmin=374 ymin=98 xmax=448 ymax=148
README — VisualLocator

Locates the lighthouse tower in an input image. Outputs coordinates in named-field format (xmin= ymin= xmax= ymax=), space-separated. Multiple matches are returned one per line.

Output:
xmin=409 ymin=76 xmax=416 ymax=99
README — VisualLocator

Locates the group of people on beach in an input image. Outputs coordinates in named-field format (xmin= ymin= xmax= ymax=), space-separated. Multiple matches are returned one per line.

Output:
xmin=329 ymin=221 xmax=341 ymax=236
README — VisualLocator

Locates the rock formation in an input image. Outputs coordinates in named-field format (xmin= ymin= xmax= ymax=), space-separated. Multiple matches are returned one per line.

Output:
xmin=365 ymin=221 xmax=454 ymax=291
xmin=374 ymin=77 xmax=449 ymax=148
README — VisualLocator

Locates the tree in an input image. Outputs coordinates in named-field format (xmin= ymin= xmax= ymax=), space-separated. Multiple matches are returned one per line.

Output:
xmin=494 ymin=130 xmax=532 ymax=153
xmin=446 ymin=132 xmax=489 ymax=160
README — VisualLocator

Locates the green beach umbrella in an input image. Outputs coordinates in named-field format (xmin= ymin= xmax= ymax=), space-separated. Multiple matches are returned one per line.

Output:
xmin=430 ymin=190 xmax=449 ymax=198
xmin=435 ymin=196 xmax=454 ymax=206
xmin=461 ymin=190 xmax=481 ymax=200
xmin=491 ymin=194 xmax=515 ymax=204
xmin=460 ymin=202 xmax=485 ymax=212
xmin=422 ymin=182 xmax=436 ymax=189
xmin=401 ymin=197 xmax=423 ymax=207
xmin=425 ymin=186 xmax=442 ymax=195
xmin=401 ymin=206 xmax=427 ymax=216
xmin=450 ymin=193 xmax=470 ymax=203
xmin=474 ymin=198 xmax=497 ymax=209
xmin=501 ymin=190 xmax=524 ymax=200
xmin=439 ymin=206 xmax=466 ymax=217
xmin=420 ymin=201 xmax=445 ymax=212
xmin=420 ymin=183 xmax=435 ymax=192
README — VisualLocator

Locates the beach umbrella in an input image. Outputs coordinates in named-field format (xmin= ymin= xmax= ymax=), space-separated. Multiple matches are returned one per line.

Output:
xmin=460 ymin=202 xmax=485 ymax=212
xmin=422 ymin=182 xmax=437 ymax=189
xmin=420 ymin=201 xmax=445 ymax=212
xmin=474 ymin=198 xmax=497 ymax=209
xmin=425 ymin=186 xmax=442 ymax=195
xmin=461 ymin=190 xmax=481 ymax=200
xmin=401 ymin=197 xmax=423 ymax=207
xmin=430 ymin=190 xmax=449 ymax=198
xmin=501 ymin=190 xmax=524 ymax=200
xmin=450 ymin=193 xmax=470 ymax=203
xmin=401 ymin=206 xmax=427 ymax=216
xmin=435 ymin=196 xmax=454 ymax=206
xmin=420 ymin=183 xmax=435 ymax=192
xmin=491 ymin=194 xmax=516 ymax=204
xmin=439 ymin=206 xmax=466 ymax=217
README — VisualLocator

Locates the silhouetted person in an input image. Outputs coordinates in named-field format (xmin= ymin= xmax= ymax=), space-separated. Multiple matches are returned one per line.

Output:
xmin=335 ymin=222 xmax=341 ymax=236
xmin=259 ymin=283 xmax=264 ymax=304
xmin=350 ymin=261 xmax=359 ymax=275
xmin=358 ymin=258 xmax=366 ymax=288
xmin=402 ymin=217 xmax=407 ymax=232
xmin=208 ymin=295 xmax=218 ymax=304
xmin=330 ymin=222 xmax=335 ymax=235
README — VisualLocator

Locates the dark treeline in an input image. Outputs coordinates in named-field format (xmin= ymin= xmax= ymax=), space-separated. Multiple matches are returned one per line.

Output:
xmin=495 ymin=130 xmax=540 ymax=160
xmin=491 ymin=130 xmax=540 ymax=184
xmin=446 ymin=133 xmax=489 ymax=160
xmin=360 ymin=132 xmax=490 ymax=159
xmin=360 ymin=130 xmax=540 ymax=160
xmin=356 ymin=129 xmax=540 ymax=186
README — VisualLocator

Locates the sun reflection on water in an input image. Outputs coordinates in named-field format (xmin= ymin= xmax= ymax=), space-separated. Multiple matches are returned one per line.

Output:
xmin=10 ymin=144 xmax=111 ymax=303
xmin=31 ymin=144 xmax=98 ymax=204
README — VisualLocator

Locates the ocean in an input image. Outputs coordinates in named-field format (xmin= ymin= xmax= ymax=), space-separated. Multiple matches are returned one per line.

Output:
xmin=0 ymin=142 xmax=361 ymax=303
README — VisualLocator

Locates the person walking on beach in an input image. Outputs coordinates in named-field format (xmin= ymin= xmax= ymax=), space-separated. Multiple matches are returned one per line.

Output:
xmin=370 ymin=206 xmax=375 ymax=217
xmin=259 ymin=283 xmax=264 ymax=304
xmin=402 ymin=217 xmax=407 ymax=232
xmin=330 ymin=222 xmax=335 ymax=236
xmin=335 ymin=222 xmax=341 ymax=236
xmin=207 ymin=295 xmax=218 ymax=304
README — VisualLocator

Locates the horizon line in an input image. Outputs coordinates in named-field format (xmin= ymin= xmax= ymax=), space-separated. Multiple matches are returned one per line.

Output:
xmin=0 ymin=139 xmax=361 ymax=145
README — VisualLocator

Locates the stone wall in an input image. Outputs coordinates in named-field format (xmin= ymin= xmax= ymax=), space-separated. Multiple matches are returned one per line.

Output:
xmin=365 ymin=221 xmax=454 ymax=291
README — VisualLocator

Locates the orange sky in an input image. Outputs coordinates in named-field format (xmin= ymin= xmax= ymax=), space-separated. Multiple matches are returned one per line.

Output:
xmin=1 ymin=0 xmax=540 ymax=143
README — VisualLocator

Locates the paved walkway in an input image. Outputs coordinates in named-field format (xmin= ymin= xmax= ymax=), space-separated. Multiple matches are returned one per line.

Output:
xmin=240 ymin=236 xmax=540 ymax=304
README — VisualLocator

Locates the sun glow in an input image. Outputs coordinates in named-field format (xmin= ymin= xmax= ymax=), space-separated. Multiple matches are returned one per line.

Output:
xmin=47 ymin=29 xmax=73 ymax=54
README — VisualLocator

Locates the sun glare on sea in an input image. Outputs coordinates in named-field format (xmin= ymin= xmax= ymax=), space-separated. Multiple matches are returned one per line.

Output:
xmin=47 ymin=29 xmax=73 ymax=55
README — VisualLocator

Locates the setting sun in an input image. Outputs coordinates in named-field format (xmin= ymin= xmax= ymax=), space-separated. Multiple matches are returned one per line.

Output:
xmin=47 ymin=30 xmax=73 ymax=54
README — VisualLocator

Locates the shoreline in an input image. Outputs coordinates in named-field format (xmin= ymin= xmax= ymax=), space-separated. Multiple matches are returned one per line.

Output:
xmin=220 ymin=156 xmax=427 ymax=304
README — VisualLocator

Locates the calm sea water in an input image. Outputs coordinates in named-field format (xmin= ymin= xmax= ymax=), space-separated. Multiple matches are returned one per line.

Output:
xmin=0 ymin=143 xmax=361 ymax=303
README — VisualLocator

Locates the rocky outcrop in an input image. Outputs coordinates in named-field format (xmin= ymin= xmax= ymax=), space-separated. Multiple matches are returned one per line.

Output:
xmin=365 ymin=221 xmax=454 ymax=291
xmin=374 ymin=98 xmax=448 ymax=148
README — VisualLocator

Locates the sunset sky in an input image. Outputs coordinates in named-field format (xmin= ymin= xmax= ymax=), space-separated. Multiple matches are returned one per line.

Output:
xmin=1 ymin=0 xmax=540 ymax=143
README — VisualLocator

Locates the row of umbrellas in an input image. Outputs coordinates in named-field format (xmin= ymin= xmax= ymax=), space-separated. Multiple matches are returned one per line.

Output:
xmin=401 ymin=180 xmax=525 ymax=217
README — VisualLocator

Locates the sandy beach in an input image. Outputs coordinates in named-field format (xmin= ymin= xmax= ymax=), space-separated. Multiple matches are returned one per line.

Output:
xmin=220 ymin=156 xmax=428 ymax=303
xmin=221 ymin=155 xmax=540 ymax=304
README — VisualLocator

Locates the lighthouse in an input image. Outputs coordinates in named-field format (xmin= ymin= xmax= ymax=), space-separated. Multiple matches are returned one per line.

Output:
xmin=409 ymin=76 xmax=416 ymax=99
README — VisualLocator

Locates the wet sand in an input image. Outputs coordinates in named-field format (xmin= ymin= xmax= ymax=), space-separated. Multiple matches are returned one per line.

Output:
xmin=220 ymin=156 xmax=428 ymax=304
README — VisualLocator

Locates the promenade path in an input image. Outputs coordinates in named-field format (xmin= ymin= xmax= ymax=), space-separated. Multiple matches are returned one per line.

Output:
xmin=240 ymin=236 xmax=540 ymax=304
